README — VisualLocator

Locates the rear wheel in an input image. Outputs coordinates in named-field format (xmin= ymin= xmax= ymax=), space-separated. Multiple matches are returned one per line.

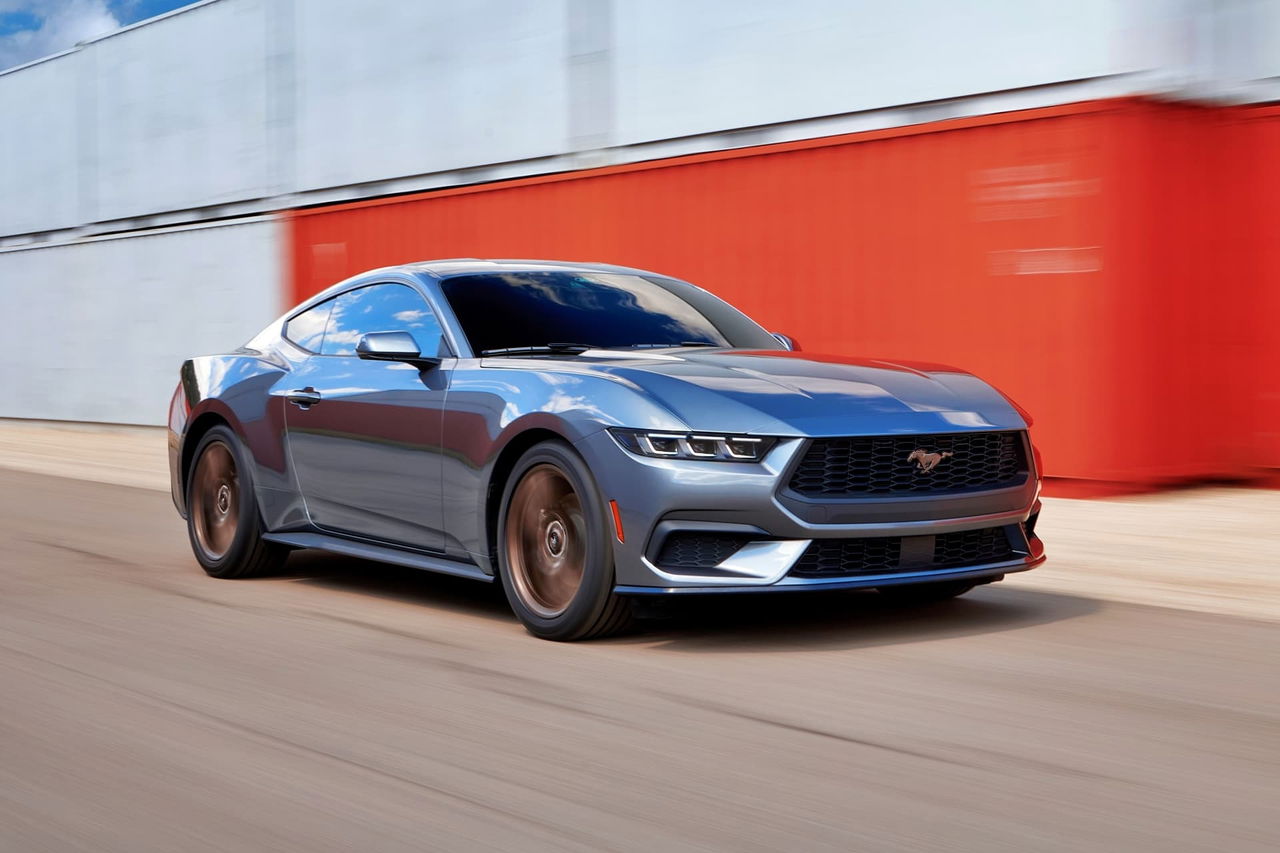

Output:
xmin=877 ymin=580 xmax=975 ymax=604
xmin=186 ymin=425 xmax=286 ymax=579
xmin=497 ymin=441 xmax=631 ymax=641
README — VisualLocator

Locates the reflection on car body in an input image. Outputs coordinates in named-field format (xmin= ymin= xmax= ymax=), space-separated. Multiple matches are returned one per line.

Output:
xmin=169 ymin=259 xmax=1044 ymax=640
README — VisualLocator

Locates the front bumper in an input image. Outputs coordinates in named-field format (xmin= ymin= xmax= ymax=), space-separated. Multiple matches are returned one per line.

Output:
xmin=573 ymin=429 xmax=1044 ymax=594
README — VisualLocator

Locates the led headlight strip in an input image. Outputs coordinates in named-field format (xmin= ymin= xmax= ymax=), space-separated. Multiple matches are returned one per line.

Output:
xmin=609 ymin=429 xmax=777 ymax=462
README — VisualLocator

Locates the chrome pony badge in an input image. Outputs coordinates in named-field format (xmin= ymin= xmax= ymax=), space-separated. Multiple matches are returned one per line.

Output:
xmin=907 ymin=449 xmax=952 ymax=472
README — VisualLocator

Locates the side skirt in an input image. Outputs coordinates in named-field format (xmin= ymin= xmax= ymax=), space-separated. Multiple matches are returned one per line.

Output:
xmin=263 ymin=532 xmax=494 ymax=583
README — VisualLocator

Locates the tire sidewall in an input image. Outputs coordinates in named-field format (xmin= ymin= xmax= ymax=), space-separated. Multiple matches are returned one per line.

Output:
xmin=496 ymin=441 xmax=616 ymax=640
xmin=185 ymin=424 xmax=262 ymax=578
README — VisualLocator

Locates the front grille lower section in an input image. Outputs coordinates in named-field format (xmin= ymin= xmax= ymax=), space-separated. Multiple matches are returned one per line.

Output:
xmin=787 ymin=431 xmax=1028 ymax=498
xmin=789 ymin=537 xmax=902 ymax=577
xmin=789 ymin=526 xmax=1016 ymax=579
xmin=932 ymin=526 xmax=1016 ymax=569
xmin=655 ymin=532 xmax=752 ymax=571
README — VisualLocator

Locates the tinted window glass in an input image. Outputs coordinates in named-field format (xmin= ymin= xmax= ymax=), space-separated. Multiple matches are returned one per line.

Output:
xmin=322 ymin=283 xmax=444 ymax=357
xmin=439 ymin=272 xmax=781 ymax=354
xmin=284 ymin=298 xmax=335 ymax=353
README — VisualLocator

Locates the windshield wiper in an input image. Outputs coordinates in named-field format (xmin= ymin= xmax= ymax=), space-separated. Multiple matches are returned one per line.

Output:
xmin=628 ymin=341 xmax=723 ymax=349
xmin=480 ymin=342 xmax=595 ymax=357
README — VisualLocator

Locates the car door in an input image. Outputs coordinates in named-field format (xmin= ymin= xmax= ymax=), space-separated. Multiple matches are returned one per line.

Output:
xmin=282 ymin=281 xmax=450 ymax=552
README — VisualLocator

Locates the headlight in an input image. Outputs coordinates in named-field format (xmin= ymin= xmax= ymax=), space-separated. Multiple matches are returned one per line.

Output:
xmin=608 ymin=429 xmax=777 ymax=462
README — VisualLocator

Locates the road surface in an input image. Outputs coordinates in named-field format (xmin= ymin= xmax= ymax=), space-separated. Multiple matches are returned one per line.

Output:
xmin=0 ymin=468 xmax=1275 ymax=852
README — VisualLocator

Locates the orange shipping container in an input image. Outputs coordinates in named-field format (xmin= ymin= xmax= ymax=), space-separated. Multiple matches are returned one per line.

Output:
xmin=1224 ymin=104 xmax=1280 ymax=479
xmin=286 ymin=98 xmax=1250 ymax=489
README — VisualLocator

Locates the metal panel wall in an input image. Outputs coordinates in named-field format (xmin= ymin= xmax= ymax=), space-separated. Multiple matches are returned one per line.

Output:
xmin=86 ymin=0 xmax=273 ymax=223
xmin=291 ymin=0 xmax=571 ymax=192
xmin=611 ymin=0 xmax=1142 ymax=145
xmin=1099 ymin=102 xmax=1237 ymax=482
xmin=1198 ymin=0 xmax=1280 ymax=102
xmin=0 ymin=0 xmax=1246 ymax=241
xmin=0 ymin=218 xmax=281 ymax=425
xmin=0 ymin=53 xmax=80 ymax=235
xmin=285 ymin=99 xmax=1249 ymax=487
xmin=1223 ymin=104 xmax=1280 ymax=476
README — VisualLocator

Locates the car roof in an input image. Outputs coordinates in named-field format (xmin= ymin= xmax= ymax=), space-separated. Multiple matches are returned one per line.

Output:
xmin=402 ymin=258 xmax=665 ymax=278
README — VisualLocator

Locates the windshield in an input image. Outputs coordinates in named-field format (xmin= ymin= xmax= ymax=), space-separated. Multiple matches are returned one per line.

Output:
xmin=439 ymin=271 xmax=782 ymax=355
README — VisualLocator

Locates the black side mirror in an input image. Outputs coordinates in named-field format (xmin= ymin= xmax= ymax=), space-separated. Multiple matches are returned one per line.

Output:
xmin=356 ymin=331 xmax=441 ymax=367
xmin=771 ymin=333 xmax=800 ymax=351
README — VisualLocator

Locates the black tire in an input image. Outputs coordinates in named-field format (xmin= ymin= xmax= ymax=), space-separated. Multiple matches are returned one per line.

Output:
xmin=877 ymin=580 xmax=976 ymax=604
xmin=185 ymin=425 xmax=287 ymax=579
xmin=496 ymin=440 xmax=632 ymax=641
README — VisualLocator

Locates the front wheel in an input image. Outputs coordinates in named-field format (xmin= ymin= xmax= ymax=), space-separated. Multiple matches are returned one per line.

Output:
xmin=496 ymin=441 xmax=632 ymax=641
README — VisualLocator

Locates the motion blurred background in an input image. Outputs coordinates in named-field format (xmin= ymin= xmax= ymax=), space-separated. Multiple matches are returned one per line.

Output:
xmin=1 ymin=0 xmax=1278 ymax=496
xmin=1 ymin=5 xmax=1277 ymax=852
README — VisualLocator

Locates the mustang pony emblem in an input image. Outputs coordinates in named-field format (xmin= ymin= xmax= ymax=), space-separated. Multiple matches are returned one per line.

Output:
xmin=907 ymin=449 xmax=952 ymax=472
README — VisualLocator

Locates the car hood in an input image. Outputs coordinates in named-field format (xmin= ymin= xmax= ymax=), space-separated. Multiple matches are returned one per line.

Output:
xmin=554 ymin=348 xmax=1027 ymax=437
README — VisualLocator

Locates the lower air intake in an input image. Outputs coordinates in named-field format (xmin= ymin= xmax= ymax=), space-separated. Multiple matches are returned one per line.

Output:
xmin=790 ymin=527 xmax=1015 ymax=578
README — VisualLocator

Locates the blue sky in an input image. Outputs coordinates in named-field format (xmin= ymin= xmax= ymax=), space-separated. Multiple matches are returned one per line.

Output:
xmin=1 ymin=0 xmax=201 ymax=70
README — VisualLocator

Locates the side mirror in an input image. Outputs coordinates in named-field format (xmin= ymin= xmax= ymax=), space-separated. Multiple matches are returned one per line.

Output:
xmin=356 ymin=331 xmax=441 ymax=367
xmin=771 ymin=333 xmax=800 ymax=352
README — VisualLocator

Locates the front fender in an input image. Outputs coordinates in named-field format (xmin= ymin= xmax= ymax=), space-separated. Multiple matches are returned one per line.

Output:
xmin=441 ymin=362 xmax=690 ymax=566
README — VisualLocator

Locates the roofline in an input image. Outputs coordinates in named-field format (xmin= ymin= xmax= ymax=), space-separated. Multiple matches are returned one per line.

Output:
xmin=286 ymin=257 xmax=691 ymax=323
xmin=403 ymin=258 xmax=670 ymax=278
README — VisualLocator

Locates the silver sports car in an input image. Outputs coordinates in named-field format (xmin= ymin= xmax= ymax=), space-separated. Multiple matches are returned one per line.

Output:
xmin=168 ymin=259 xmax=1044 ymax=640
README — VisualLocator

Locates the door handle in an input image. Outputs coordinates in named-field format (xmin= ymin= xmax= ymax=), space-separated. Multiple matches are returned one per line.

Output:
xmin=286 ymin=387 xmax=322 ymax=408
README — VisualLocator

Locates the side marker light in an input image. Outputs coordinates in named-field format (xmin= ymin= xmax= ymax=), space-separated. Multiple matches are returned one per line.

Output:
xmin=609 ymin=500 xmax=625 ymax=543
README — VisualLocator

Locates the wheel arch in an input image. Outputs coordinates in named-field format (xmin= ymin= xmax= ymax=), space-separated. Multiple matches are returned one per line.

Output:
xmin=178 ymin=407 xmax=243 ymax=512
xmin=482 ymin=427 xmax=576 ymax=566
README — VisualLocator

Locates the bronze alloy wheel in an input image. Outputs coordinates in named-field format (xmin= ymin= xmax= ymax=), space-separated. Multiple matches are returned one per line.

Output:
xmin=190 ymin=440 xmax=240 ymax=560
xmin=505 ymin=464 xmax=587 ymax=618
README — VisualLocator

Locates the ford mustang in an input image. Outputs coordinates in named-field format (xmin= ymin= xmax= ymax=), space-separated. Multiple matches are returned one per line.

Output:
xmin=169 ymin=259 xmax=1044 ymax=640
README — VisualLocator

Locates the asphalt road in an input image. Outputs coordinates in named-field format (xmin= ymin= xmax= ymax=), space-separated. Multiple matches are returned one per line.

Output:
xmin=0 ymin=469 xmax=1275 ymax=852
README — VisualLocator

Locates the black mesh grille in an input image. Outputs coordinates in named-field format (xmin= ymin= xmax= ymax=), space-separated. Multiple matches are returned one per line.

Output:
xmin=787 ymin=432 xmax=1027 ymax=497
xmin=789 ymin=537 xmax=902 ymax=577
xmin=933 ymin=527 xmax=1014 ymax=569
xmin=789 ymin=527 xmax=1015 ymax=578
xmin=655 ymin=532 xmax=750 ymax=570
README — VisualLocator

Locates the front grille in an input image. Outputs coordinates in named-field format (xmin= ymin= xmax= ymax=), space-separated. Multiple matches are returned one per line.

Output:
xmin=655 ymin=532 xmax=751 ymax=570
xmin=789 ymin=526 xmax=1015 ymax=578
xmin=787 ymin=431 xmax=1027 ymax=497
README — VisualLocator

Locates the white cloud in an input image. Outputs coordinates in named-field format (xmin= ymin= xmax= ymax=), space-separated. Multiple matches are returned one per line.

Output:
xmin=0 ymin=0 xmax=120 ymax=71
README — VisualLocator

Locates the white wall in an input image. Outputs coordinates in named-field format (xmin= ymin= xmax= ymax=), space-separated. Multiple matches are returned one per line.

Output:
xmin=611 ymin=0 xmax=1137 ymax=145
xmin=1202 ymin=0 xmax=1280 ymax=101
xmin=0 ymin=52 xmax=80 ymax=236
xmin=0 ymin=218 xmax=281 ymax=425
xmin=292 ymin=0 xmax=571 ymax=191
xmin=87 ymin=0 xmax=273 ymax=223
xmin=4 ymin=0 xmax=1266 ymax=242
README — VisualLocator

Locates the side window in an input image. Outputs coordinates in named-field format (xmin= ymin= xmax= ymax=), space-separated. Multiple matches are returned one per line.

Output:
xmin=321 ymin=283 xmax=446 ymax=357
xmin=283 ymin=298 xmax=335 ymax=353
